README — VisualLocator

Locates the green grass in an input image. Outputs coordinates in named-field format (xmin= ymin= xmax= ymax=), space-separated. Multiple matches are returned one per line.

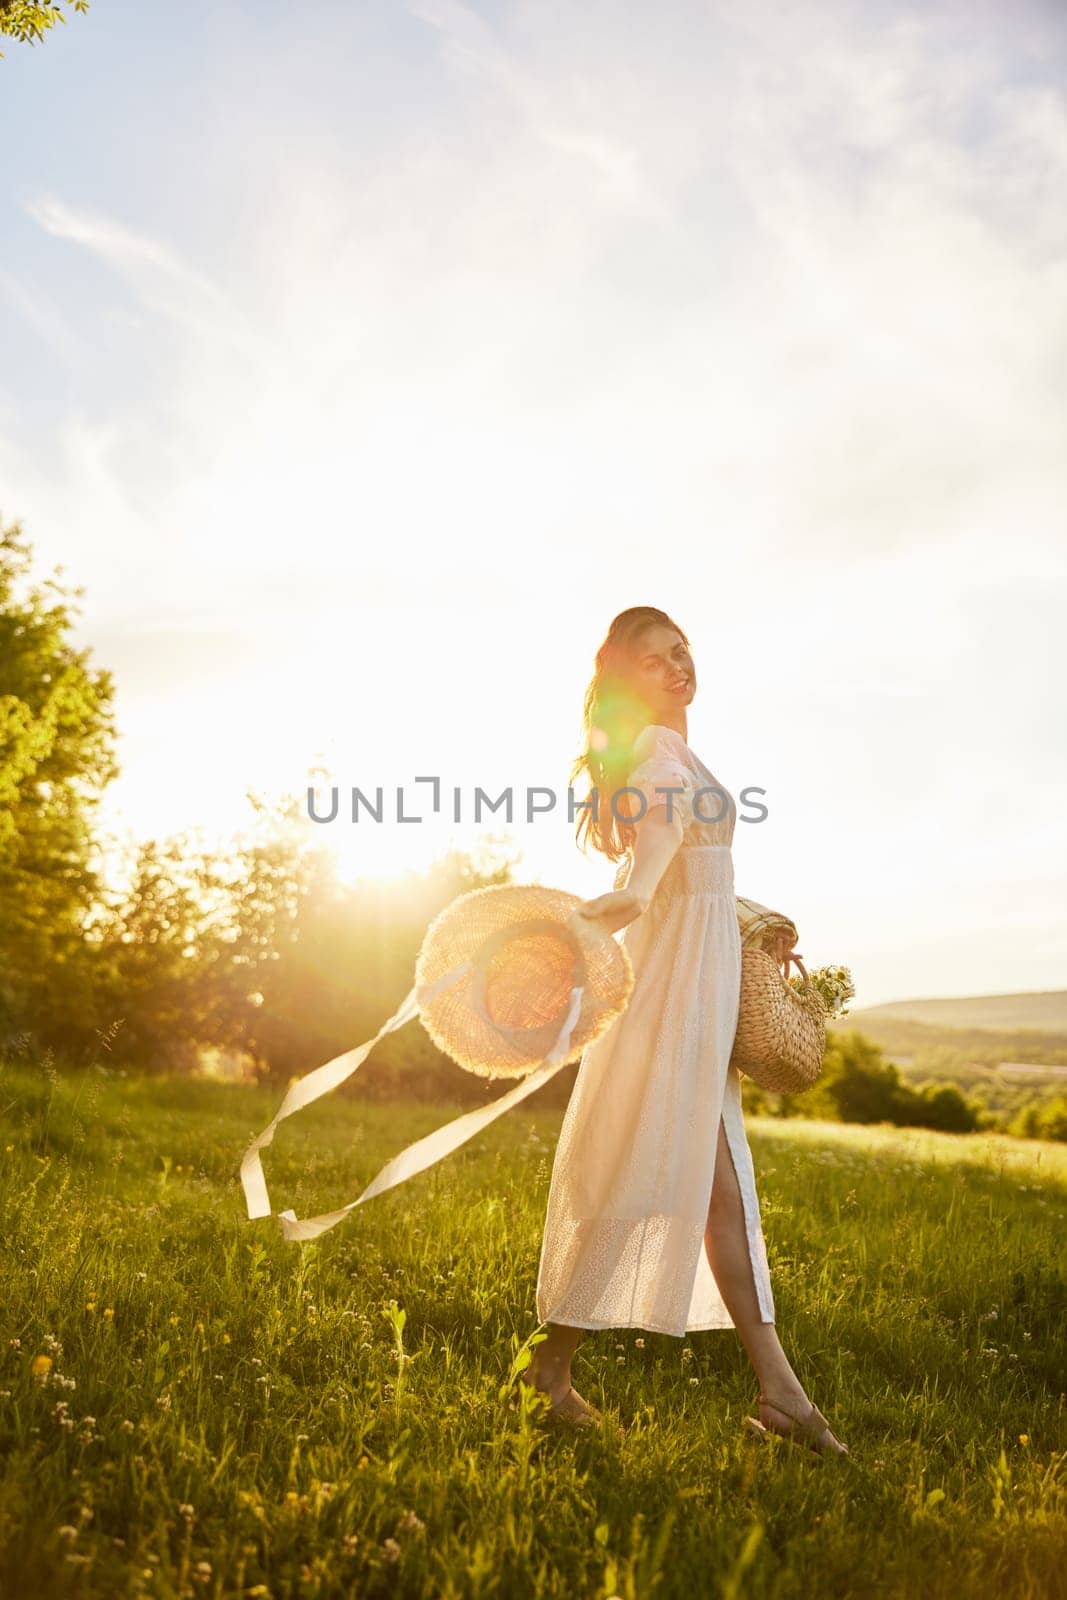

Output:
xmin=1 ymin=1059 xmax=1066 ymax=1600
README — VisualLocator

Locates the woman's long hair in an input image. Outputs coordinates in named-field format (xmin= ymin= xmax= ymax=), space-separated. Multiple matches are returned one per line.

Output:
xmin=571 ymin=606 xmax=692 ymax=863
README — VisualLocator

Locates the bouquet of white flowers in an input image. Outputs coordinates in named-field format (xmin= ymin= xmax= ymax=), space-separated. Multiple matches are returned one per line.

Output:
xmin=788 ymin=963 xmax=855 ymax=1019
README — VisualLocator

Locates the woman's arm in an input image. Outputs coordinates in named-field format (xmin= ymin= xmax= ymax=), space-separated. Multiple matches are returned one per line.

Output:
xmin=574 ymin=804 xmax=684 ymax=934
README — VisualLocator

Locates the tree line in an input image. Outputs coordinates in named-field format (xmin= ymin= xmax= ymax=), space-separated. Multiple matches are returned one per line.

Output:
xmin=2 ymin=516 xmax=1064 ymax=1140
xmin=0 ymin=519 xmax=513 ymax=1095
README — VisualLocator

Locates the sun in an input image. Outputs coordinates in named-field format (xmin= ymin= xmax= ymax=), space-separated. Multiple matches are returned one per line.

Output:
xmin=319 ymin=809 xmax=455 ymax=886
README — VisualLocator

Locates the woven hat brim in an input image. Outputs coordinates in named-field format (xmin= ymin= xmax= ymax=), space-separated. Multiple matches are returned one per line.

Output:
xmin=415 ymin=883 xmax=634 ymax=1079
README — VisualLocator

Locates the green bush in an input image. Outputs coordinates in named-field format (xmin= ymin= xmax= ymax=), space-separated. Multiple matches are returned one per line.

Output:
xmin=1009 ymin=1095 xmax=1067 ymax=1142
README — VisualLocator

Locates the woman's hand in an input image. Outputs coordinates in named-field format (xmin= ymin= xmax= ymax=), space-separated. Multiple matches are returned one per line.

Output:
xmin=572 ymin=887 xmax=648 ymax=935
xmin=765 ymin=929 xmax=801 ymax=967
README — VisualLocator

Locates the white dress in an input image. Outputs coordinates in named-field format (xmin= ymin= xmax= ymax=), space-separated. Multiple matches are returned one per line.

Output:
xmin=535 ymin=724 xmax=776 ymax=1337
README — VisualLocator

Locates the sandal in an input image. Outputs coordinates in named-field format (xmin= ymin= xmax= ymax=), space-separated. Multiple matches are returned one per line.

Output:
xmin=744 ymin=1392 xmax=849 ymax=1457
xmin=515 ymin=1372 xmax=605 ymax=1430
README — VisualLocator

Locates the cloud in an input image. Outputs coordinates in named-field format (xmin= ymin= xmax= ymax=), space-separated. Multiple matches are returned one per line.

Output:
xmin=406 ymin=0 xmax=667 ymax=215
xmin=25 ymin=196 xmax=266 ymax=361
xmin=0 ymin=267 xmax=83 ymax=364
xmin=3 ymin=0 xmax=1066 ymax=1000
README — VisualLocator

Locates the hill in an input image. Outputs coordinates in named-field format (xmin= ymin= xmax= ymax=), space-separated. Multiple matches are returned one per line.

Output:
xmin=842 ymin=991 xmax=1067 ymax=1074
xmin=852 ymin=989 xmax=1067 ymax=1034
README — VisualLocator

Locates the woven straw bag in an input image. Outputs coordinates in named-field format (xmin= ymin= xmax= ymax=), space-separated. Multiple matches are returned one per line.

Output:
xmin=730 ymin=948 xmax=828 ymax=1094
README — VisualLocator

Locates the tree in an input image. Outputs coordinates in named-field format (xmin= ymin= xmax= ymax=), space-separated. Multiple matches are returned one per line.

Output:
xmin=0 ymin=0 xmax=89 ymax=49
xmin=787 ymin=1029 xmax=979 ymax=1131
xmin=800 ymin=1030 xmax=902 ymax=1122
xmin=1010 ymin=1097 xmax=1067 ymax=1144
xmin=902 ymin=1081 xmax=979 ymax=1134
xmin=204 ymin=795 xmax=519 ymax=1087
xmin=0 ymin=520 xmax=118 ymax=1050
xmin=89 ymin=835 xmax=222 ymax=1075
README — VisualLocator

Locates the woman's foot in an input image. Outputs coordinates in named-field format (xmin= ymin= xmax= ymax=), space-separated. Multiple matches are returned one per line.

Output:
xmin=750 ymin=1391 xmax=849 ymax=1457
xmin=519 ymin=1362 xmax=601 ymax=1427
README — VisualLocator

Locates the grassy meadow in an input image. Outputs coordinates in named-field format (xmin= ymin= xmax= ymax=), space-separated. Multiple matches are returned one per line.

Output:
xmin=1 ymin=1058 xmax=1066 ymax=1600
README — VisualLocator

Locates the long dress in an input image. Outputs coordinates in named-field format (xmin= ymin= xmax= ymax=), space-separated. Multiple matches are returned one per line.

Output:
xmin=535 ymin=723 xmax=776 ymax=1337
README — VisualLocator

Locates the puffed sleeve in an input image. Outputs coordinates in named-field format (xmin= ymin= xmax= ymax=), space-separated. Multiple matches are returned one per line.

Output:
xmin=622 ymin=725 xmax=697 ymax=831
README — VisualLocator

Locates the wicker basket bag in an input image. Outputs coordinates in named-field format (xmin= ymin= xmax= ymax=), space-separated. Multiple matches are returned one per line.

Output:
xmin=729 ymin=948 xmax=828 ymax=1095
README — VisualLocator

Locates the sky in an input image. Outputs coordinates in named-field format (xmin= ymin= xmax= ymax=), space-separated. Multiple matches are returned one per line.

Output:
xmin=1 ymin=0 xmax=1065 ymax=1008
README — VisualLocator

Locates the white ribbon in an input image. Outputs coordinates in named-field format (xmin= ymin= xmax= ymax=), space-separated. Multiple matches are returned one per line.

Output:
xmin=240 ymin=968 xmax=586 ymax=1241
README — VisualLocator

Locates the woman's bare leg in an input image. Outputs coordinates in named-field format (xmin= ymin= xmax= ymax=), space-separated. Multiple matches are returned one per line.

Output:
xmin=524 ymin=1321 xmax=584 ymax=1408
xmin=704 ymin=1118 xmax=847 ymax=1451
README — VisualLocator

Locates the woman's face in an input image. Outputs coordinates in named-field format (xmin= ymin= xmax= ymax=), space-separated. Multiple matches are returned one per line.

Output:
xmin=631 ymin=625 xmax=696 ymax=717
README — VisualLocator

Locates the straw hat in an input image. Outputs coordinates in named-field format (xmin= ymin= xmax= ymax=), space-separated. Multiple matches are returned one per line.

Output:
xmin=414 ymin=883 xmax=635 ymax=1080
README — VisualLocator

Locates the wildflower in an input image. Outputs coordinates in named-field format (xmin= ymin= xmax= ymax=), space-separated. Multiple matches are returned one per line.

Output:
xmin=120 ymin=1420 xmax=135 ymax=1433
xmin=103 ymin=1309 xmax=114 ymax=1321
xmin=178 ymin=1503 xmax=195 ymax=1521
xmin=8 ymin=1338 xmax=20 ymax=1350
xmin=634 ymin=1338 xmax=645 ymax=1349
xmin=31 ymin=1355 xmax=53 ymax=1380
xmin=341 ymin=1535 xmax=359 ymax=1555
xmin=195 ymin=1321 xmax=205 ymax=1335
xmin=85 ymin=1303 xmax=96 ymax=1314
xmin=616 ymin=1356 xmax=625 ymax=1365
xmin=689 ymin=1377 xmax=699 ymax=1386
xmin=382 ymin=1538 xmax=401 ymax=1563
xmin=1019 ymin=1434 xmax=1030 ymax=1446
xmin=43 ymin=1334 xmax=62 ymax=1353
xmin=397 ymin=1510 xmax=424 ymax=1536
xmin=169 ymin=1316 xmax=180 ymax=1328
xmin=58 ymin=1526 xmax=78 ymax=1542
xmin=222 ymin=1334 xmax=231 ymax=1345
xmin=194 ymin=1560 xmax=212 ymax=1582
xmin=681 ymin=1347 xmax=693 ymax=1363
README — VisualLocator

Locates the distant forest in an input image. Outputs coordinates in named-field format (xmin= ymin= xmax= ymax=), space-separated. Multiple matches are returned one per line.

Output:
xmin=3 ymin=517 xmax=1065 ymax=1141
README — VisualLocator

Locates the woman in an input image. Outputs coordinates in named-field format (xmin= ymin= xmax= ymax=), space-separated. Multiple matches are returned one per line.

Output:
xmin=522 ymin=606 xmax=847 ymax=1456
